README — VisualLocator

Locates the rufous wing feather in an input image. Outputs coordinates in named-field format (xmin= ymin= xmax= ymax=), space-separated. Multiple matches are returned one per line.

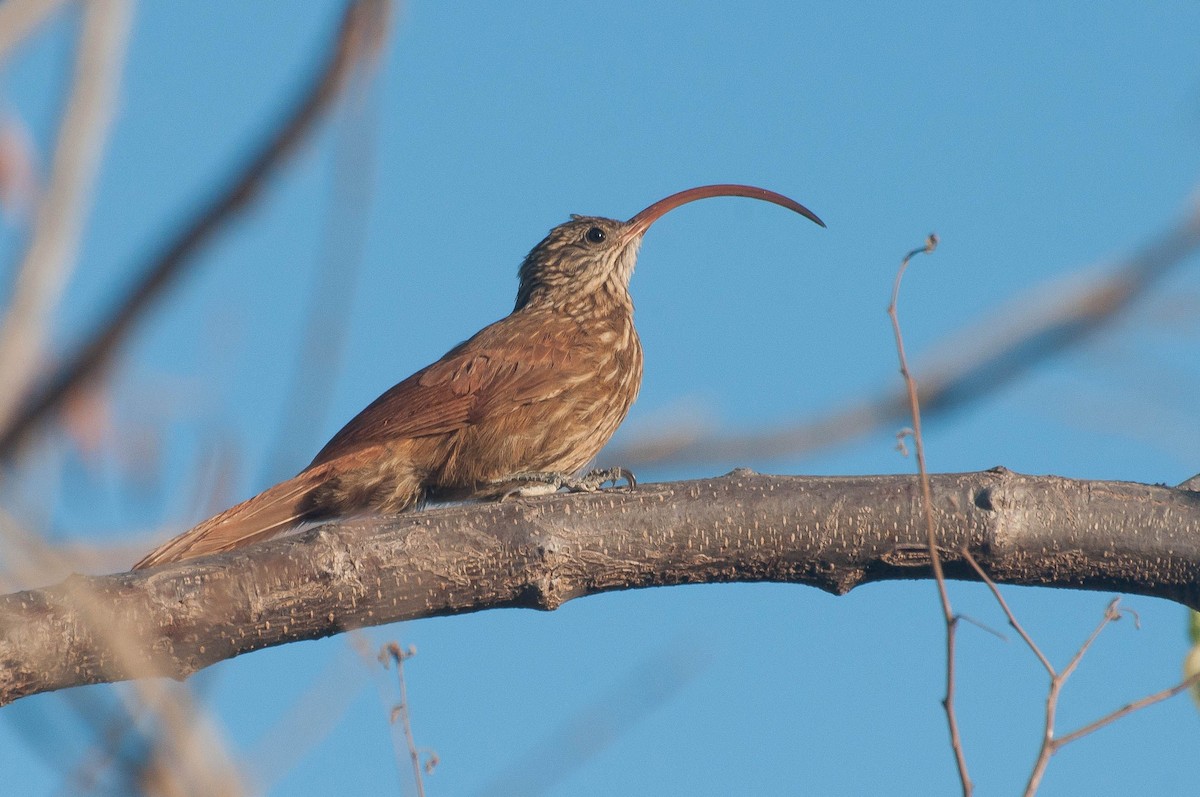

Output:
xmin=132 ymin=464 xmax=332 ymax=569
xmin=308 ymin=329 xmax=583 ymax=467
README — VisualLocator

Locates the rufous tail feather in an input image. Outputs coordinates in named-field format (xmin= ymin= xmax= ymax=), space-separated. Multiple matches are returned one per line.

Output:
xmin=132 ymin=466 xmax=331 ymax=569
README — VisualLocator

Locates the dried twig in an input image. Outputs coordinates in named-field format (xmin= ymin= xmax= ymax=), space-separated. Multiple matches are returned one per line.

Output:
xmin=0 ymin=0 xmax=393 ymax=460
xmin=1050 ymin=670 xmax=1200 ymax=749
xmin=886 ymin=234 xmax=972 ymax=794
xmin=380 ymin=642 xmax=427 ymax=797
xmin=961 ymin=549 xmax=1200 ymax=796
xmin=959 ymin=549 xmax=1053 ymax=676
xmin=1021 ymin=600 xmax=1120 ymax=795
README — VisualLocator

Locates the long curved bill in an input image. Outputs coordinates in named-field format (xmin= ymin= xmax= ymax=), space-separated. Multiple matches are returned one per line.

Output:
xmin=623 ymin=183 xmax=826 ymax=241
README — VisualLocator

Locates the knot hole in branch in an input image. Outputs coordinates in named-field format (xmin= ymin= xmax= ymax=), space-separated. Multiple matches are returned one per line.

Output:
xmin=974 ymin=488 xmax=996 ymax=512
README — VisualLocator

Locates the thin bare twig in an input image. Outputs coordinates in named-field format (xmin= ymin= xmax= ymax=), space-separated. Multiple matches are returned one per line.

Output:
xmin=1051 ymin=670 xmax=1200 ymax=748
xmin=887 ymin=234 xmax=972 ymax=794
xmin=1023 ymin=600 xmax=1123 ymax=795
xmin=0 ymin=0 xmax=133 ymax=429
xmin=0 ymin=0 xmax=393 ymax=460
xmin=1059 ymin=600 xmax=1121 ymax=682
xmin=380 ymin=642 xmax=427 ymax=797
xmin=962 ymin=549 xmax=1199 ymax=795
xmin=960 ymin=548 xmax=1054 ymax=676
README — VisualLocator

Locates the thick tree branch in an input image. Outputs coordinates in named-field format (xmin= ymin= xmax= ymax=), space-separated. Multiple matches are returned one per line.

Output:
xmin=2 ymin=467 xmax=1199 ymax=706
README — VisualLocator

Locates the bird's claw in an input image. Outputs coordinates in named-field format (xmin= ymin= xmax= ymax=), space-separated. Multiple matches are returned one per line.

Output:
xmin=574 ymin=467 xmax=637 ymax=492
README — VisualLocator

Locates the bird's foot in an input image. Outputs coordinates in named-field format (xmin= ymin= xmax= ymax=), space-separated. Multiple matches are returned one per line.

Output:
xmin=570 ymin=467 xmax=637 ymax=492
xmin=497 ymin=468 xmax=636 ymax=501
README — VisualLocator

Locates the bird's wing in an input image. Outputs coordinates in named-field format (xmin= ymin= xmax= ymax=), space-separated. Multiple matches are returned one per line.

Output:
xmin=308 ymin=317 xmax=588 ymax=467
xmin=132 ymin=463 xmax=335 ymax=568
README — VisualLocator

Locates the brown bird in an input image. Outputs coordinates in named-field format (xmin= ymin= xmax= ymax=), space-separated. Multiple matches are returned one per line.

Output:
xmin=133 ymin=184 xmax=824 ymax=569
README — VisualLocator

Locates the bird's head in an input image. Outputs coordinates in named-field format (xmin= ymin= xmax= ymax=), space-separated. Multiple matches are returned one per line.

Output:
xmin=514 ymin=184 xmax=825 ymax=314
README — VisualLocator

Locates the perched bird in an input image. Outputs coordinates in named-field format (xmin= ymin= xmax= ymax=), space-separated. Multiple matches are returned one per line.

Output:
xmin=133 ymin=184 xmax=824 ymax=568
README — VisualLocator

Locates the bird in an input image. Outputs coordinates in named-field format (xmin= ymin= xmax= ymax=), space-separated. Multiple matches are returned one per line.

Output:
xmin=133 ymin=184 xmax=824 ymax=569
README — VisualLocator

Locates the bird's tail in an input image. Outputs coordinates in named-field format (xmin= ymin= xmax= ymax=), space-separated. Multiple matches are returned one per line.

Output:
xmin=132 ymin=465 xmax=332 ymax=570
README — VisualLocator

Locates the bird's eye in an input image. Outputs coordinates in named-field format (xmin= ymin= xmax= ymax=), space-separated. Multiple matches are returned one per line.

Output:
xmin=584 ymin=226 xmax=606 ymax=244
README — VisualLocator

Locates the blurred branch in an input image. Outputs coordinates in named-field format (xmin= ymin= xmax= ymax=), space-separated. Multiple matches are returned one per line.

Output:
xmin=3 ymin=468 xmax=1200 ymax=704
xmin=0 ymin=114 xmax=40 ymax=217
xmin=604 ymin=198 xmax=1200 ymax=470
xmin=263 ymin=68 xmax=381 ymax=482
xmin=0 ymin=4 xmax=394 ymax=788
xmin=480 ymin=645 xmax=704 ymax=796
xmin=0 ymin=510 xmax=246 ymax=795
xmin=0 ymin=0 xmax=133 ymax=429
xmin=0 ymin=0 xmax=72 ymax=62
xmin=243 ymin=640 xmax=365 ymax=791
xmin=0 ymin=0 xmax=393 ymax=460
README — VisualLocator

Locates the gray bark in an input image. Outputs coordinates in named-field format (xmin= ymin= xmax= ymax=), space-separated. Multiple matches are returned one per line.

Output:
xmin=2 ymin=467 xmax=1199 ymax=706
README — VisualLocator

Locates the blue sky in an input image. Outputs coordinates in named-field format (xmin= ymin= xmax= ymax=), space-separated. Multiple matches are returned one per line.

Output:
xmin=3 ymin=2 xmax=1200 ymax=794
